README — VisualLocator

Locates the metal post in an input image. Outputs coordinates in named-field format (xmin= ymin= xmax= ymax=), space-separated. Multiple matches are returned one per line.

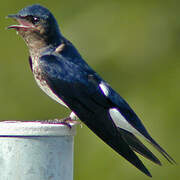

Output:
xmin=0 ymin=121 xmax=76 ymax=180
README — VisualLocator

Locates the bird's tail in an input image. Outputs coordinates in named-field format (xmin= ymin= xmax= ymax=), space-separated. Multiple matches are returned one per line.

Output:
xmin=118 ymin=128 xmax=162 ymax=165
xmin=82 ymin=109 xmax=153 ymax=177
xmin=145 ymin=135 xmax=176 ymax=164
xmin=107 ymin=130 xmax=152 ymax=177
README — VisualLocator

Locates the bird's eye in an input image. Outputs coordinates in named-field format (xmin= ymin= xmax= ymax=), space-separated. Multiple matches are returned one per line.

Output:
xmin=26 ymin=16 xmax=40 ymax=24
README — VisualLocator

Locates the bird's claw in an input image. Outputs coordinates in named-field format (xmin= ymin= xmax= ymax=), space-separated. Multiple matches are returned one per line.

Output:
xmin=41 ymin=117 xmax=80 ymax=129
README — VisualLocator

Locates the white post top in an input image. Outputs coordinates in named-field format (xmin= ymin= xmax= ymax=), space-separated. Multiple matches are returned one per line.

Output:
xmin=0 ymin=121 xmax=76 ymax=136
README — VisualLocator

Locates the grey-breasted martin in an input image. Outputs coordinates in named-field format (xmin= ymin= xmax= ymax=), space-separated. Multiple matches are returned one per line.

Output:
xmin=8 ymin=4 xmax=175 ymax=177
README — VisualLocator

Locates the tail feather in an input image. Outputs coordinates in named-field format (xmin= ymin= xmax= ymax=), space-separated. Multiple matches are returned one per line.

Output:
xmin=81 ymin=109 xmax=153 ymax=177
xmin=118 ymin=128 xmax=161 ymax=165
xmin=146 ymin=136 xmax=176 ymax=164
xmin=104 ymin=128 xmax=152 ymax=177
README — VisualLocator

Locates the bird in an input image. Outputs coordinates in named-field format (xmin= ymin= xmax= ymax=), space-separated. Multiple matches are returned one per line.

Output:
xmin=7 ymin=4 xmax=175 ymax=177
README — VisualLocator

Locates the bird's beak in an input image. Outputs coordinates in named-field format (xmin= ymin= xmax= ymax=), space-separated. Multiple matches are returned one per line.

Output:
xmin=7 ymin=14 xmax=35 ymax=31
xmin=7 ymin=14 xmax=20 ymax=19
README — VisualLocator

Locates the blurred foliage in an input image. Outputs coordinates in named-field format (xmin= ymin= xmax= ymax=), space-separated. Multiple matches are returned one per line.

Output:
xmin=0 ymin=0 xmax=179 ymax=179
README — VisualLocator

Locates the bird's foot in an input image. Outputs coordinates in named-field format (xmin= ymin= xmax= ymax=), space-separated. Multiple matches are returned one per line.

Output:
xmin=42 ymin=117 xmax=80 ymax=128
xmin=58 ymin=117 xmax=79 ymax=128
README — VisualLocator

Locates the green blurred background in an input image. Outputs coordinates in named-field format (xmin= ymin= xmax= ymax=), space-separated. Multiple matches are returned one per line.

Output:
xmin=1 ymin=0 xmax=179 ymax=179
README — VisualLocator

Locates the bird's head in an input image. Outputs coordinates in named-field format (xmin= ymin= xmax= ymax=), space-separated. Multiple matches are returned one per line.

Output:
xmin=8 ymin=4 xmax=62 ymax=49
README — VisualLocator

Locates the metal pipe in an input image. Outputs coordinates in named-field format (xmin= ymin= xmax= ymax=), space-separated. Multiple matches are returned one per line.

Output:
xmin=0 ymin=121 xmax=76 ymax=180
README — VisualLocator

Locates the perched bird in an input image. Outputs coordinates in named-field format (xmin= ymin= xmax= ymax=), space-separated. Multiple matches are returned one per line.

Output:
xmin=8 ymin=4 xmax=175 ymax=177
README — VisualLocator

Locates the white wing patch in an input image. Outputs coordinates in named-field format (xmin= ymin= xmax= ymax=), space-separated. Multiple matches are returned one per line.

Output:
xmin=99 ymin=82 xmax=109 ymax=96
xmin=109 ymin=108 xmax=142 ymax=137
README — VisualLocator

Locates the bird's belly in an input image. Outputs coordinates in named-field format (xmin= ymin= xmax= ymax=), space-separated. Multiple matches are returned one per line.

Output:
xmin=33 ymin=66 xmax=68 ymax=108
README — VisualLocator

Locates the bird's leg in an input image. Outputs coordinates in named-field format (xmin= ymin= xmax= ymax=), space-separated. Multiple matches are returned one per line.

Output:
xmin=60 ymin=112 xmax=80 ymax=128
xmin=41 ymin=112 xmax=80 ymax=128
xmin=61 ymin=111 xmax=80 ymax=127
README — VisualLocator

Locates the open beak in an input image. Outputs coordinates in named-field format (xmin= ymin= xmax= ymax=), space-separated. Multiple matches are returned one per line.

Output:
xmin=7 ymin=14 xmax=35 ymax=31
